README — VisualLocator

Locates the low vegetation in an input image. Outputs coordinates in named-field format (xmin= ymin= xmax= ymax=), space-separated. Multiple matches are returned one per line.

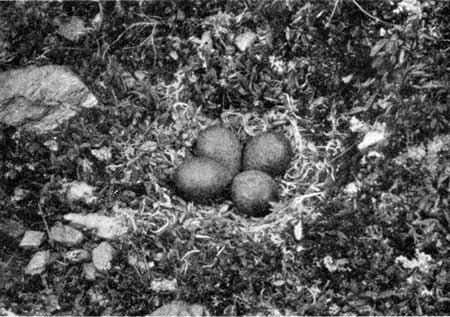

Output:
xmin=1 ymin=0 xmax=450 ymax=315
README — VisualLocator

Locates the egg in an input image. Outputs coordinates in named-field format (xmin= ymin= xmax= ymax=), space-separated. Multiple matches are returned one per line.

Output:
xmin=174 ymin=157 xmax=233 ymax=203
xmin=193 ymin=125 xmax=242 ymax=176
xmin=231 ymin=170 xmax=279 ymax=217
xmin=242 ymin=132 xmax=293 ymax=177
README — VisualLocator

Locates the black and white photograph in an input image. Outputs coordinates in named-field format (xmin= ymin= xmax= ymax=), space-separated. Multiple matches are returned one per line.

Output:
xmin=1 ymin=0 xmax=449 ymax=315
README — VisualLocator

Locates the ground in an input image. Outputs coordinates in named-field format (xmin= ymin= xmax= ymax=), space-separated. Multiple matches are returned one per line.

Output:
xmin=1 ymin=0 xmax=450 ymax=315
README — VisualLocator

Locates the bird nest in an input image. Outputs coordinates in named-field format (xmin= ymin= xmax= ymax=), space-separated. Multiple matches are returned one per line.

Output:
xmin=117 ymin=96 xmax=337 ymax=248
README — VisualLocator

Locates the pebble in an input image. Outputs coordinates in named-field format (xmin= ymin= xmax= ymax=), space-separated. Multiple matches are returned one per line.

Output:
xmin=150 ymin=278 xmax=178 ymax=293
xmin=64 ymin=249 xmax=91 ymax=264
xmin=19 ymin=230 xmax=45 ymax=249
xmin=63 ymin=213 xmax=128 ymax=240
xmin=66 ymin=181 xmax=97 ymax=204
xmin=24 ymin=250 xmax=51 ymax=275
xmin=234 ymin=31 xmax=257 ymax=52
xmin=82 ymin=262 xmax=97 ymax=281
xmin=357 ymin=122 xmax=388 ymax=151
xmin=92 ymin=242 xmax=115 ymax=273
xmin=49 ymin=223 xmax=84 ymax=247
xmin=0 ymin=65 xmax=98 ymax=132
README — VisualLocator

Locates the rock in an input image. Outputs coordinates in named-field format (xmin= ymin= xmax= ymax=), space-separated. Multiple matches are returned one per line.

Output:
xmin=149 ymin=301 xmax=210 ymax=317
xmin=343 ymin=181 xmax=361 ymax=197
xmin=49 ymin=223 xmax=84 ymax=247
xmin=90 ymin=146 xmax=112 ymax=162
xmin=63 ymin=213 xmax=128 ymax=240
xmin=193 ymin=125 xmax=242 ymax=176
xmin=19 ymin=230 xmax=45 ymax=249
xmin=92 ymin=242 xmax=115 ymax=273
xmin=150 ymin=278 xmax=178 ymax=293
xmin=66 ymin=181 xmax=97 ymax=204
xmin=349 ymin=116 xmax=369 ymax=133
xmin=293 ymin=221 xmax=303 ymax=241
xmin=24 ymin=250 xmax=51 ymax=275
xmin=357 ymin=122 xmax=389 ymax=151
xmin=0 ymin=65 xmax=98 ymax=132
xmin=57 ymin=16 xmax=91 ymax=42
xmin=64 ymin=249 xmax=91 ymax=264
xmin=200 ymin=31 xmax=213 ymax=52
xmin=0 ymin=218 xmax=25 ymax=239
xmin=204 ymin=11 xmax=232 ymax=28
xmin=174 ymin=157 xmax=233 ymax=203
xmin=82 ymin=262 xmax=97 ymax=281
xmin=11 ymin=187 xmax=30 ymax=202
xmin=235 ymin=31 xmax=257 ymax=52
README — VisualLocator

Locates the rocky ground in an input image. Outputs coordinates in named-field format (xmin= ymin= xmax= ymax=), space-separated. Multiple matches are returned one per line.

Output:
xmin=1 ymin=0 xmax=450 ymax=315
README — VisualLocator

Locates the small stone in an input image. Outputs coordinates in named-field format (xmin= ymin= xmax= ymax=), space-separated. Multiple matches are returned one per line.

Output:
xmin=92 ymin=242 xmax=115 ymax=273
xmin=357 ymin=122 xmax=389 ymax=151
xmin=134 ymin=70 xmax=147 ymax=82
xmin=64 ymin=249 xmax=91 ymax=264
xmin=169 ymin=50 xmax=179 ymax=60
xmin=150 ymin=278 xmax=178 ymax=293
xmin=149 ymin=301 xmax=210 ymax=316
xmin=66 ymin=181 xmax=97 ymax=204
xmin=343 ymin=181 xmax=361 ymax=197
xmin=82 ymin=262 xmax=97 ymax=281
xmin=19 ymin=230 xmax=45 ymax=249
xmin=57 ymin=16 xmax=91 ymax=42
xmin=49 ymin=223 xmax=84 ymax=247
xmin=24 ymin=250 xmax=51 ymax=275
xmin=90 ymin=146 xmax=112 ymax=162
xmin=63 ymin=213 xmax=128 ymax=240
xmin=349 ymin=116 xmax=369 ymax=133
xmin=11 ymin=187 xmax=30 ymax=202
xmin=0 ymin=65 xmax=98 ymax=132
xmin=358 ymin=130 xmax=387 ymax=150
xmin=293 ymin=222 xmax=303 ymax=241
xmin=234 ymin=31 xmax=257 ymax=52
xmin=200 ymin=31 xmax=213 ymax=51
